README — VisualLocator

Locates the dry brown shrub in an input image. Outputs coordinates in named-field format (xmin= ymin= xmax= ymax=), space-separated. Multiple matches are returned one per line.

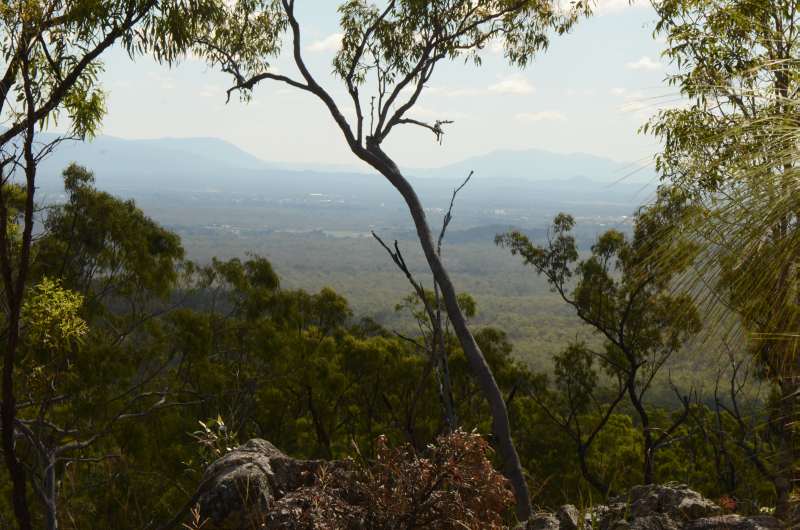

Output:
xmin=271 ymin=429 xmax=514 ymax=529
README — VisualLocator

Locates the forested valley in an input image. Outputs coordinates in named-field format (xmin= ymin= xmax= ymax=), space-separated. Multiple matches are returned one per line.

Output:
xmin=0 ymin=0 xmax=798 ymax=529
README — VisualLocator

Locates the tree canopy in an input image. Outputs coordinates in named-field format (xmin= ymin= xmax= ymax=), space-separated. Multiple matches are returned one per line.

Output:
xmin=0 ymin=0 xmax=797 ymax=527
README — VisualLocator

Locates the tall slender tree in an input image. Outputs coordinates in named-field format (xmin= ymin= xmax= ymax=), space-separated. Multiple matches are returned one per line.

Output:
xmin=497 ymin=193 xmax=703 ymax=486
xmin=191 ymin=1 xmax=590 ymax=518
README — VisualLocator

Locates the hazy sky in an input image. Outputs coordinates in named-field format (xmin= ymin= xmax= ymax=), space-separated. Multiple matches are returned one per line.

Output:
xmin=99 ymin=0 xmax=675 ymax=169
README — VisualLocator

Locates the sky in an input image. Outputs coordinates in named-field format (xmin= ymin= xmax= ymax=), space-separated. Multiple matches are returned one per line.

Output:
xmin=98 ymin=0 xmax=676 ymax=169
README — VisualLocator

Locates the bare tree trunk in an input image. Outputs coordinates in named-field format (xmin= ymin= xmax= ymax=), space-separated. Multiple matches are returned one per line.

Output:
xmin=371 ymin=233 xmax=457 ymax=433
xmin=363 ymin=141 xmax=532 ymax=521
xmin=1 ymin=316 xmax=31 ymax=530
xmin=306 ymin=387 xmax=333 ymax=460
xmin=261 ymin=4 xmax=534 ymax=519
xmin=628 ymin=380 xmax=655 ymax=484
xmin=433 ymin=317 xmax=457 ymax=432
xmin=0 ymin=107 xmax=38 ymax=530
xmin=578 ymin=445 xmax=609 ymax=497
xmin=44 ymin=456 xmax=58 ymax=530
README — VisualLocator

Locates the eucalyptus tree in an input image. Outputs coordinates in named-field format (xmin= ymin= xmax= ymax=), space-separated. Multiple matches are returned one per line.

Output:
xmin=191 ymin=1 xmax=590 ymax=518
xmin=645 ymin=0 xmax=800 ymax=514
xmin=0 ymin=1 xmax=219 ymax=528
xmin=529 ymin=341 xmax=628 ymax=496
xmin=17 ymin=165 xmax=188 ymax=530
xmin=497 ymin=194 xmax=703 ymax=485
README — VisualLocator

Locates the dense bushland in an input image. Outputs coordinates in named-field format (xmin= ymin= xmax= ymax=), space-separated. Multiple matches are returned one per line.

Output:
xmin=0 ymin=167 xmax=781 ymax=528
xmin=1 ymin=0 xmax=799 ymax=527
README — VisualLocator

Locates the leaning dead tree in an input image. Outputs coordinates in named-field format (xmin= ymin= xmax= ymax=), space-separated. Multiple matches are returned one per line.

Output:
xmin=193 ymin=1 xmax=589 ymax=518
xmin=372 ymin=171 xmax=473 ymax=434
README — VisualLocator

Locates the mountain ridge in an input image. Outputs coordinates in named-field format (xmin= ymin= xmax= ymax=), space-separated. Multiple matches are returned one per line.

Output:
xmin=32 ymin=135 xmax=653 ymax=190
xmin=406 ymin=147 xmax=652 ymax=182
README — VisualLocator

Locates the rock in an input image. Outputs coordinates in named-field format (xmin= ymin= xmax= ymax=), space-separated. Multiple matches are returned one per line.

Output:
xmin=526 ymin=513 xmax=561 ymax=530
xmin=589 ymin=502 xmax=630 ymax=530
xmin=684 ymin=514 xmax=783 ymax=529
xmin=195 ymin=444 xmax=786 ymax=530
xmin=557 ymin=504 xmax=580 ymax=530
xmin=536 ymin=485 xmax=783 ymax=530
xmin=621 ymin=484 xmax=722 ymax=522
xmin=196 ymin=439 xmax=325 ymax=529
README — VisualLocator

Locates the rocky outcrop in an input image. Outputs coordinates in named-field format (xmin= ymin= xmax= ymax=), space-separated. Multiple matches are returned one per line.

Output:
xmin=524 ymin=485 xmax=783 ymax=530
xmin=195 ymin=439 xmax=337 ymax=529
xmin=194 ymin=440 xmax=785 ymax=529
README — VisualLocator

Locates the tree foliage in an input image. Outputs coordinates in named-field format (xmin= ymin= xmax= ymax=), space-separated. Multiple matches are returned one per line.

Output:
xmin=282 ymin=430 xmax=514 ymax=530
xmin=645 ymin=0 xmax=800 ymax=514
xmin=0 ymin=0 xmax=795 ymax=526
xmin=0 ymin=163 xmax=780 ymax=527
xmin=188 ymin=1 xmax=596 ymax=518
xmin=497 ymin=196 xmax=703 ymax=487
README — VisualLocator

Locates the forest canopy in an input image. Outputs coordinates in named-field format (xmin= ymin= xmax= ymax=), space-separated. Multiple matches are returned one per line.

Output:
xmin=0 ymin=0 xmax=798 ymax=528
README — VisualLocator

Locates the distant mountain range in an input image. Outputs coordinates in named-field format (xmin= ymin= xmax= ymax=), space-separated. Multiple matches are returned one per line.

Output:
xmin=33 ymin=135 xmax=654 ymax=192
xmin=36 ymin=135 xmax=270 ymax=183
xmin=408 ymin=148 xmax=651 ymax=182
xmin=27 ymin=134 xmax=656 ymax=233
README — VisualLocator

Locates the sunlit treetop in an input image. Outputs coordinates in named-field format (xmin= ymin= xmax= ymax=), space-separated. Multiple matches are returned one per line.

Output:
xmin=643 ymin=1 xmax=800 ymax=348
xmin=653 ymin=0 xmax=800 ymax=103
xmin=0 ymin=0 xmax=223 ymax=145
xmin=645 ymin=0 xmax=800 ymax=193
xmin=193 ymin=0 xmax=591 ymax=149
xmin=21 ymin=276 xmax=88 ymax=351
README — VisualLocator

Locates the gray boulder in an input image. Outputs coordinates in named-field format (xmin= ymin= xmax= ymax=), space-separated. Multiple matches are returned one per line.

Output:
xmin=195 ymin=439 xmax=325 ymax=529
xmin=526 ymin=513 xmax=561 ymax=530
xmin=620 ymin=484 xmax=722 ymax=522
xmin=193 ymin=441 xmax=786 ymax=530
xmin=535 ymin=484 xmax=783 ymax=530
xmin=627 ymin=515 xmax=680 ymax=530
xmin=556 ymin=504 xmax=581 ymax=530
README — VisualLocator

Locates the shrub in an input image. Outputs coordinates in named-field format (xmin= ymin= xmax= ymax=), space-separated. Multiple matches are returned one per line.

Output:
xmin=277 ymin=429 xmax=514 ymax=529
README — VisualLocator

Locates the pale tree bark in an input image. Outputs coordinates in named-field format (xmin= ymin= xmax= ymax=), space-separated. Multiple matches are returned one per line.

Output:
xmin=204 ymin=0 xmax=555 ymax=518
xmin=372 ymin=173 xmax=473 ymax=434
xmin=360 ymin=140 xmax=531 ymax=520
